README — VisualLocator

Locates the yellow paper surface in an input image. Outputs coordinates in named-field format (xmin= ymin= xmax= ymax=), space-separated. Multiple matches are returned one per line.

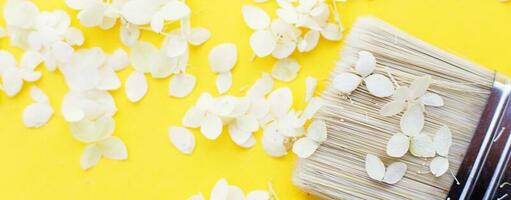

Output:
xmin=1 ymin=0 xmax=511 ymax=199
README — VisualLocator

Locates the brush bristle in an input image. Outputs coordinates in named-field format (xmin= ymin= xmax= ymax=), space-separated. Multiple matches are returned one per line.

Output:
xmin=292 ymin=16 xmax=494 ymax=199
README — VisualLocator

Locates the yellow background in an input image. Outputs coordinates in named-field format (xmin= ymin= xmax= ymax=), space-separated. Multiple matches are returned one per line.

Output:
xmin=1 ymin=0 xmax=511 ymax=199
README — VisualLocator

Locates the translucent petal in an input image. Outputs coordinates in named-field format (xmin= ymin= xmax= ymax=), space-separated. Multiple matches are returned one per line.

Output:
xmin=246 ymin=191 xmax=270 ymax=200
xmin=182 ymin=107 xmax=207 ymax=128
xmin=80 ymin=144 xmax=101 ymax=170
xmin=97 ymin=67 xmax=121 ymax=91
xmin=271 ymin=41 xmax=296 ymax=59
xmin=382 ymin=162 xmax=407 ymax=184
xmin=77 ymin=3 xmax=105 ymax=27
xmin=320 ymin=23 xmax=343 ymax=41
xmin=125 ymin=71 xmax=148 ymax=103
xmin=433 ymin=125 xmax=452 ymax=157
xmin=4 ymin=0 xmax=39 ymax=29
xmin=169 ymin=73 xmax=196 ymax=98
xmin=120 ymin=25 xmax=140 ymax=47
xmin=241 ymin=5 xmax=270 ymax=30
xmin=355 ymin=51 xmax=376 ymax=77
xmin=209 ymin=43 xmax=238 ymax=73
xmin=2 ymin=69 xmax=23 ymax=97
xmin=276 ymin=8 xmax=298 ymax=24
xmin=227 ymin=185 xmax=245 ymax=200
xmin=267 ymin=87 xmax=293 ymax=118
xmin=131 ymin=41 xmax=159 ymax=73
xmin=332 ymin=72 xmax=362 ymax=93
xmin=393 ymin=86 xmax=410 ymax=100
xmin=305 ymin=76 xmax=317 ymax=102
xmin=364 ymin=74 xmax=395 ymax=98
xmin=250 ymin=30 xmax=276 ymax=57
xmin=210 ymin=178 xmax=229 ymax=200
xmin=30 ymin=86 xmax=48 ymax=103
xmin=216 ymin=72 xmax=232 ymax=94
xmin=165 ymin=34 xmax=188 ymax=58
xmin=150 ymin=12 xmax=165 ymax=33
xmin=20 ymin=51 xmax=42 ymax=71
xmin=408 ymin=75 xmax=432 ymax=100
xmin=248 ymin=98 xmax=270 ymax=120
xmin=200 ymin=114 xmax=223 ymax=140
xmin=298 ymin=30 xmax=320 ymax=53
xmin=63 ymin=66 xmax=101 ymax=92
xmin=51 ymin=41 xmax=74 ymax=63
xmin=168 ymin=126 xmax=195 ymax=155
xmin=400 ymin=104 xmax=424 ymax=136
xmin=262 ymin=123 xmax=287 ymax=157
xmin=159 ymin=1 xmax=190 ymax=21
xmin=419 ymin=92 xmax=444 ymax=107
xmin=99 ymin=16 xmax=116 ymax=30
xmin=365 ymin=154 xmax=385 ymax=181
xmin=307 ymin=120 xmax=327 ymax=143
xmin=70 ymin=116 xmax=115 ymax=143
xmin=386 ymin=133 xmax=410 ymax=157
xmin=22 ymin=103 xmax=53 ymax=128
xmin=297 ymin=16 xmax=321 ymax=31
xmin=188 ymin=28 xmax=211 ymax=46
xmin=379 ymin=100 xmax=406 ymax=116
xmin=120 ymin=0 xmax=159 ymax=25
xmin=247 ymin=73 xmax=274 ymax=99
xmin=96 ymin=136 xmax=128 ymax=160
xmin=300 ymin=97 xmax=323 ymax=120
xmin=19 ymin=70 xmax=42 ymax=82
xmin=271 ymin=58 xmax=300 ymax=82
xmin=228 ymin=124 xmax=252 ymax=146
xmin=239 ymin=136 xmax=256 ymax=149
xmin=63 ymin=27 xmax=84 ymax=46
xmin=409 ymin=134 xmax=436 ymax=158
xmin=105 ymin=48 xmax=130 ymax=71
xmin=430 ymin=157 xmax=449 ymax=177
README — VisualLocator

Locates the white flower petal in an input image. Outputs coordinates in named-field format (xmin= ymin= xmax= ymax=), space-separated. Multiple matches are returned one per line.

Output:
xmin=0 ymin=50 xmax=16 ymax=70
xmin=419 ymin=92 xmax=444 ymax=107
xmin=293 ymin=137 xmax=320 ymax=158
xmin=150 ymin=12 xmax=165 ymax=33
xmin=320 ymin=23 xmax=343 ymax=41
xmin=393 ymin=86 xmax=410 ymax=100
xmin=125 ymin=71 xmax=148 ymax=103
xmin=20 ymin=51 xmax=42 ymax=71
xmin=400 ymin=104 xmax=424 ymax=136
xmin=209 ymin=43 xmax=238 ymax=73
xmin=262 ymin=123 xmax=287 ymax=157
xmin=298 ymin=30 xmax=320 ymax=53
xmin=382 ymin=162 xmax=407 ymax=184
xmin=246 ymin=191 xmax=270 ymax=200
xmin=271 ymin=41 xmax=296 ymax=59
xmin=239 ymin=136 xmax=256 ymax=149
xmin=430 ymin=157 xmax=449 ymax=177
xmin=379 ymin=100 xmax=406 ymax=117
xmin=188 ymin=193 xmax=205 ymax=200
xmin=227 ymin=185 xmax=245 ymax=200
xmin=364 ymin=74 xmax=395 ymax=98
xmin=188 ymin=28 xmax=211 ymax=46
xmin=183 ymin=107 xmax=207 ymax=128
xmin=247 ymin=73 xmax=274 ymax=99
xmin=165 ymin=34 xmax=188 ymax=58
xmin=70 ymin=116 xmax=115 ymax=143
xmin=4 ymin=0 xmax=39 ymax=29
xmin=99 ymin=16 xmax=116 ymax=30
xmin=159 ymin=1 xmax=190 ymax=21
xmin=307 ymin=119 xmax=327 ymax=143
xmin=355 ymin=51 xmax=376 ymax=77
xmin=168 ymin=126 xmax=195 ymax=155
xmin=120 ymin=25 xmax=140 ymax=47
xmin=433 ymin=125 xmax=452 ymax=157
xmin=80 ymin=144 xmax=102 ymax=170
xmin=228 ymin=124 xmax=252 ymax=146
xmin=130 ymin=41 xmax=159 ymax=73
xmin=271 ymin=58 xmax=300 ymax=82
xmin=63 ymin=27 xmax=84 ymax=46
xmin=408 ymin=75 xmax=432 ymax=100
xmin=120 ymin=0 xmax=158 ymax=25
xmin=65 ymin=0 xmax=99 ymax=9
xmin=250 ymin=30 xmax=276 ymax=57
xmin=365 ymin=154 xmax=385 ymax=181
xmin=2 ymin=69 xmax=23 ymax=97
xmin=267 ymin=87 xmax=293 ymax=118
xmin=96 ymin=136 xmax=128 ymax=160
xmin=216 ymin=72 xmax=232 ymax=94
xmin=77 ymin=3 xmax=105 ymax=27
xmin=30 ymin=86 xmax=48 ymax=103
xmin=200 ymin=114 xmax=223 ymax=140
xmin=410 ymin=134 xmax=436 ymax=158
xmin=386 ymin=133 xmax=409 ymax=158
xmin=23 ymin=103 xmax=53 ymax=128
xmin=300 ymin=97 xmax=323 ymax=120
xmin=97 ymin=67 xmax=121 ymax=91
xmin=305 ymin=76 xmax=317 ymax=102
xmin=332 ymin=72 xmax=362 ymax=93
xmin=276 ymin=8 xmax=298 ymax=24
xmin=241 ymin=5 xmax=270 ymax=30
xmin=169 ymin=73 xmax=196 ymax=98
xmin=105 ymin=48 xmax=130 ymax=71
xmin=210 ymin=178 xmax=229 ymax=200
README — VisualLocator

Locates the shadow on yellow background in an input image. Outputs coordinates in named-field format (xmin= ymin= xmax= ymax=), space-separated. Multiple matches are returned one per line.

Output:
xmin=0 ymin=0 xmax=510 ymax=199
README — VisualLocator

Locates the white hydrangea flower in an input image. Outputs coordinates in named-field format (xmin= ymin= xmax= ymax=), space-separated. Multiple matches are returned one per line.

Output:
xmin=365 ymin=154 xmax=407 ymax=184
xmin=23 ymin=86 xmax=54 ymax=128
xmin=0 ymin=50 xmax=43 ymax=97
xmin=192 ymin=178 xmax=275 ymax=200
xmin=380 ymin=75 xmax=444 ymax=116
xmin=333 ymin=51 xmax=395 ymax=97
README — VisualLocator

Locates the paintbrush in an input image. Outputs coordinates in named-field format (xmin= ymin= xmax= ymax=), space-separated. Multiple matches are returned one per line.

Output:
xmin=292 ymin=16 xmax=511 ymax=200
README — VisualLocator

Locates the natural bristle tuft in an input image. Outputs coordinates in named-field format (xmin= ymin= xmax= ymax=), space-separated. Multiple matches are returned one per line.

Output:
xmin=293 ymin=16 xmax=494 ymax=199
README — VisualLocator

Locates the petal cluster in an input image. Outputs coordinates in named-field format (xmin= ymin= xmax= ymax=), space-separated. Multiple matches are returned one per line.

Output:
xmin=189 ymin=178 xmax=276 ymax=200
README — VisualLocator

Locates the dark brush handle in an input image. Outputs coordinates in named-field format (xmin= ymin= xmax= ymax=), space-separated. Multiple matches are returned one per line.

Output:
xmin=447 ymin=73 xmax=511 ymax=200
